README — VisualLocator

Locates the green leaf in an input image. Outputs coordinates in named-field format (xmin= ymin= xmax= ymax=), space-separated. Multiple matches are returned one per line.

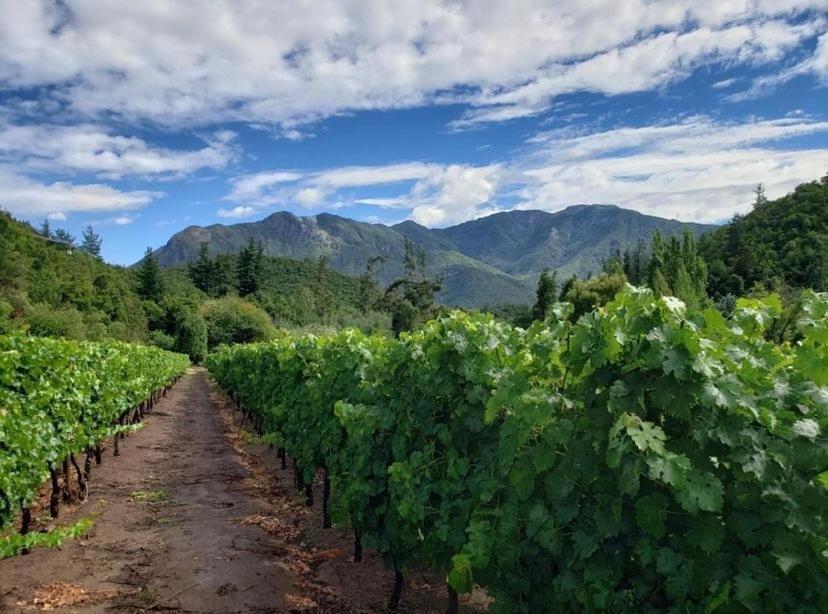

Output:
xmin=447 ymin=554 xmax=474 ymax=594
xmin=635 ymin=493 xmax=667 ymax=539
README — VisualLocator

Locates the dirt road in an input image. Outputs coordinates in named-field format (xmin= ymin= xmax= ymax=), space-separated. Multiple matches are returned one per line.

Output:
xmin=0 ymin=367 xmax=486 ymax=613
xmin=0 ymin=367 xmax=297 ymax=612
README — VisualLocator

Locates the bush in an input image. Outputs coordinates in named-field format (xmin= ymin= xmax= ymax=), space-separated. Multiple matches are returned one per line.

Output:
xmin=25 ymin=303 xmax=86 ymax=339
xmin=199 ymin=296 xmax=274 ymax=348
xmin=148 ymin=330 xmax=176 ymax=351
xmin=174 ymin=311 xmax=207 ymax=363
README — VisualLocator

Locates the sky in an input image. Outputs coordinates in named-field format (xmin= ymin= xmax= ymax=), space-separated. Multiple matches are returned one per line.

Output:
xmin=0 ymin=1 xmax=827 ymax=264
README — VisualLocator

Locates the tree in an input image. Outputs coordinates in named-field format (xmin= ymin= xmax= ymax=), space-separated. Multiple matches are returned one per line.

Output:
xmin=188 ymin=243 xmax=216 ymax=294
xmin=236 ymin=239 xmax=263 ymax=297
xmin=314 ymin=255 xmax=333 ymax=316
xmin=53 ymin=228 xmax=75 ymax=245
xmin=136 ymin=247 xmax=165 ymax=302
xmin=358 ymin=255 xmax=386 ymax=312
xmin=753 ymin=183 xmax=768 ymax=208
xmin=385 ymin=238 xmax=441 ymax=336
xmin=80 ymin=225 xmax=102 ymax=258
xmin=531 ymin=268 xmax=558 ymax=321
xmin=39 ymin=219 xmax=52 ymax=239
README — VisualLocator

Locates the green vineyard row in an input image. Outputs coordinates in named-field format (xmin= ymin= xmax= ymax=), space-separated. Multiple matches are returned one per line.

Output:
xmin=0 ymin=336 xmax=189 ymax=530
xmin=208 ymin=287 xmax=827 ymax=612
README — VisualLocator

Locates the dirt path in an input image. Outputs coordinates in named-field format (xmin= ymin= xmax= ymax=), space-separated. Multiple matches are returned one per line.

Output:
xmin=0 ymin=367 xmax=295 ymax=613
xmin=0 ymin=367 xmax=488 ymax=613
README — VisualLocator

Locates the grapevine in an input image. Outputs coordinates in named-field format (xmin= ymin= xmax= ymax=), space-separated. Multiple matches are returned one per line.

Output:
xmin=207 ymin=287 xmax=828 ymax=612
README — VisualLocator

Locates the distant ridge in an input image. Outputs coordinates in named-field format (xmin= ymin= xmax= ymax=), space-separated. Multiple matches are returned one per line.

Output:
xmin=151 ymin=205 xmax=715 ymax=307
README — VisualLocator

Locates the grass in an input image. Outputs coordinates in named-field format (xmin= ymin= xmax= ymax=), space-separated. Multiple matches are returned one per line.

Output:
xmin=129 ymin=489 xmax=172 ymax=503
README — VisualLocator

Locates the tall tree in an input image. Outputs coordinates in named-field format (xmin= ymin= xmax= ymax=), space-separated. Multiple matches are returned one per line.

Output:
xmin=39 ymin=219 xmax=52 ymax=239
xmin=188 ymin=242 xmax=216 ymax=294
xmin=314 ymin=255 xmax=333 ymax=316
xmin=532 ymin=268 xmax=558 ymax=321
xmin=753 ymin=183 xmax=768 ymax=208
xmin=80 ymin=225 xmax=102 ymax=258
xmin=53 ymin=228 xmax=75 ymax=245
xmin=385 ymin=238 xmax=440 ymax=336
xmin=236 ymin=239 xmax=263 ymax=297
xmin=136 ymin=247 xmax=165 ymax=302
xmin=358 ymin=255 xmax=386 ymax=312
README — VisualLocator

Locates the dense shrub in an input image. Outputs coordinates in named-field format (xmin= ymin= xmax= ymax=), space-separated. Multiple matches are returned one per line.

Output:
xmin=199 ymin=296 xmax=274 ymax=348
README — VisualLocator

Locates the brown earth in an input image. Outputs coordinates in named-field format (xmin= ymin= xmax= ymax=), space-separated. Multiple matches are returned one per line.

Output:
xmin=0 ymin=367 xmax=488 ymax=613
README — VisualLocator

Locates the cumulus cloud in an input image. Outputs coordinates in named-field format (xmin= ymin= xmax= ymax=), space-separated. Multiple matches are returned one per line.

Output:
xmin=0 ymin=1 xmax=824 ymax=129
xmin=0 ymin=168 xmax=160 ymax=216
xmin=518 ymin=116 xmax=828 ymax=223
xmin=217 ymin=205 xmax=256 ymax=218
xmin=225 ymin=162 xmax=503 ymax=225
xmin=0 ymin=123 xmax=236 ymax=178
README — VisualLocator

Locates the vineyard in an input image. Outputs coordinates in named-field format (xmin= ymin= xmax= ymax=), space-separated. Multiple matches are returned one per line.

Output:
xmin=0 ymin=337 xmax=189 ymax=547
xmin=207 ymin=287 xmax=828 ymax=612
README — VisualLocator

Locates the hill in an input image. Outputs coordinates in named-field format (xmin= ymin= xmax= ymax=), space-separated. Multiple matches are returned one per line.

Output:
xmin=701 ymin=177 xmax=827 ymax=296
xmin=152 ymin=205 xmax=714 ymax=307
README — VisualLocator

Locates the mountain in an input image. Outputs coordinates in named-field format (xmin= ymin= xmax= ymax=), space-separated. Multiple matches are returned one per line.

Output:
xmin=152 ymin=205 xmax=715 ymax=307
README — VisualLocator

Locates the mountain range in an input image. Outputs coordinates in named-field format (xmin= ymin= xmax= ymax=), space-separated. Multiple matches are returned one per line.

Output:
xmin=151 ymin=205 xmax=715 ymax=306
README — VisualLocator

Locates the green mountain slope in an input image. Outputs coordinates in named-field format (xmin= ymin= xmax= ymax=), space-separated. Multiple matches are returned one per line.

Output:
xmin=152 ymin=205 xmax=716 ymax=306
xmin=700 ymin=177 xmax=828 ymax=295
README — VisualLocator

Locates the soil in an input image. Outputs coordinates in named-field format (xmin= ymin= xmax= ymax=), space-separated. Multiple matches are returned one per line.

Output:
xmin=0 ymin=367 xmax=489 ymax=613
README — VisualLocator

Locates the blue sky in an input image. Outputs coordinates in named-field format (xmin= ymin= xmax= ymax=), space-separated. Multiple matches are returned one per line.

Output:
xmin=0 ymin=1 xmax=826 ymax=264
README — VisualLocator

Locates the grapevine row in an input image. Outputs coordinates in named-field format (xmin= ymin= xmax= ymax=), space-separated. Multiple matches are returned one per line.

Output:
xmin=0 ymin=336 xmax=189 ymax=534
xmin=207 ymin=288 xmax=827 ymax=612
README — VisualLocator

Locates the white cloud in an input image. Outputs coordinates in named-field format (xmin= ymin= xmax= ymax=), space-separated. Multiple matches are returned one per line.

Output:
xmin=226 ymin=161 xmax=503 ymax=225
xmin=46 ymin=211 xmax=67 ymax=221
xmin=518 ymin=116 xmax=828 ymax=223
xmin=0 ymin=168 xmax=160 ymax=217
xmin=295 ymin=187 xmax=324 ymax=206
xmin=217 ymin=205 xmax=256 ymax=218
xmin=409 ymin=165 xmax=502 ymax=225
xmin=730 ymin=31 xmax=828 ymax=99
xmin=114 ymin=214 xmax=137 ymax=225
xmin=0 ymin=123 xmax=236 ymax=178
xmin=0 ymin=1 xmax=823 ymax=129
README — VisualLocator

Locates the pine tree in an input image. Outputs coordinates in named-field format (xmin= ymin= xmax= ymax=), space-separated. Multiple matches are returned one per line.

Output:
xmin=532 ymin=268 xmax=558 ymax=321
xmin=648 ymin=230 xmax=665 ymax=288
xmin=136 ymin=247 xmax=165 ymax=302
xmin=53 ymin=228 xmax=75 ymax=245
xmin=80 ymin=225 xmax=102 ymax=258
xmin=189 ymin=243 xmax=216 ymax=294
xmin=236 ymin=239 xmax=263 ymax=297
xmin=39 ymin=219 xmax=52 ymax=239
xmin=753 ymin=183 xmax=768 ymax=208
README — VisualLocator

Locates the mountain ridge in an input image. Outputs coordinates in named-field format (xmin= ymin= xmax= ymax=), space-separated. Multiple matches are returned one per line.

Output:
xmin=152 ymin=205 xmax=715 ymax=306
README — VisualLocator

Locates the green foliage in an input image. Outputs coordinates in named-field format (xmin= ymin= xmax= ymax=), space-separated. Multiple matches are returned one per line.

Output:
xmin=701 ymin=178 xmax=827 ymax=296
xmin=562 ymin=271 xmax=627 ymax=318
xmin=0 ymin=518 xmax=93 ymax=559
xmin=173 ymin=310 xmax=207 ymax=363
xmin=386 ymin=238 xmax=441 ymax=336
xmin=199 ymin=296 xmax=274 ymax=348
xmin=208 ymin=288 xmax=828 ymax=612
xmin=648 ymin=229 xmax=708 ymax=309
xmin=136 ymin=247 xmax=165 ymax=302
xmin=236 ymin=239 xmax=264 ymax=297
xmin=24 ymin=303 xmax=87 ymax=339
xmin=532 ymin=268 xmax=558 ymax=321
xmin=80 ymin=225 xmax=102 ymax=258
xmin=0 ymin=212 xmax=148 ymax=341
xmin=0 ymin=337 xmax=188 ymax=530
